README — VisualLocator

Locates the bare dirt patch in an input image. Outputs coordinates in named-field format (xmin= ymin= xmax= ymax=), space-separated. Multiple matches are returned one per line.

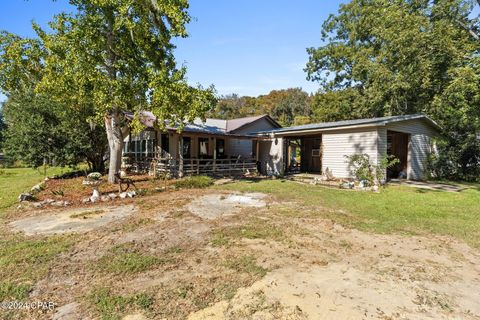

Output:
xmin=10 ymin=205 xmax=137 ymax=235
xmin=186 ymin=193 xmax=267 ymax=220
xmin=2 ymin=186 xmax=480 ymax=320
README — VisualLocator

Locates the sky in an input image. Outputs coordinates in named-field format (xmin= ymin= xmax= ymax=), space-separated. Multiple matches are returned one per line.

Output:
xmin=0 ymin=0 xmax=345 ymax=102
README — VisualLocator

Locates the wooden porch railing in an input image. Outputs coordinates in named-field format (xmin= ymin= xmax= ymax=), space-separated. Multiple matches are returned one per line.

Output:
xmin=123 ymin=156 xmax=258 ymax=177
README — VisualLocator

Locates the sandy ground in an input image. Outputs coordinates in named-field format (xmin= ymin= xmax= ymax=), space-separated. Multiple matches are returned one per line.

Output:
xmin=9 ymin=205 xmax=137 ymax=235
xmin=4 ymin=188 xmax=480 ymax=320
xmin=186 ymin=193 xmax=267 ymax=220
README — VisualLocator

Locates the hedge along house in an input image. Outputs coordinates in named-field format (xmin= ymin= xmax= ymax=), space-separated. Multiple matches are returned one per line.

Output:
xmin=122 ymin=112 xmax=280 ymax=176
xmin=256 ymin=114 xmax=441 ymax=180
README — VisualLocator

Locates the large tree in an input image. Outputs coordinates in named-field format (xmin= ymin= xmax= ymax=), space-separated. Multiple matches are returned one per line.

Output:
xmin=0 ymin=30 xmax=107 ymax=171
xmin=0 ymin=104 xmax=5 ymax=150
xmin=306 ymin=0 xmax=480 ymax=180
xmin=258 ymin=88 xmax=311 ymax=126
xmin=32 ymin=0 xmax=215 ymax=183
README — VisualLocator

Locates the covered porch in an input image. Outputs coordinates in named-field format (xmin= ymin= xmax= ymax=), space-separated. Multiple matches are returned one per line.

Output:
xmin=122 ymin=128 xmax=261 ymax=177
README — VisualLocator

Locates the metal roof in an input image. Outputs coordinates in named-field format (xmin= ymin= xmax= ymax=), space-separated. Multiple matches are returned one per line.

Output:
xmin=255 ymin=114 xmax=441 ymax=135
xmin=123 ymin=112 xmax=276 ymax=137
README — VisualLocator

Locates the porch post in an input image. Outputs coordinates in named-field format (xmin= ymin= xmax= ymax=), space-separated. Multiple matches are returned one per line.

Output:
xmin=213 ymin=137 xmax=217 ymax=174
xmin=178 ymin=135 xmax=184 ymax=178
xmin=256 ymin=139 xmax=260 ymax=161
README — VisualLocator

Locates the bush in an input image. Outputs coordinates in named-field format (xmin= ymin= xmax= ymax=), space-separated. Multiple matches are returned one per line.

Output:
xmin=346 ymin=154 xmax=399 ymax=185
xmin=174 ymin=175 xmax=214 ymax=189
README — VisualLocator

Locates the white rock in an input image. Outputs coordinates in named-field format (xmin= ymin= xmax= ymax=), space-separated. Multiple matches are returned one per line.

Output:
xmin=119 ymin=192 xmax=128 ymax=199
xmin=108 ymin=193 xmax=118 ymax=199
xmin=32 ymin=202 xmax=43 ymax=208
xmin=51 ymin=201 xmax=66 ymax=207
xmin=92 ymin=188 xmax=100 ymax=198
xmin=90 ymin=196 xmax=99 ymax=203
xmin=100 ymin=195 xmax=111 ymax=202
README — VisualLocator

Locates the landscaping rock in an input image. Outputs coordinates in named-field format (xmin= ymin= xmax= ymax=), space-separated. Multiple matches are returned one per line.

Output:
xmin=18 ymin=193 xmax=35 ymax=202
xmin=51 ymin=200 xmax=68 ymax=207
xmin=31 ymin=182 xmax=45 ymax=194
xmin=127 ymin=190 xmax=136 ymax=198
xmin=90 ymin=195 xmax=99 ymax=203
xmin=108 ymin=193 xmax=118 ymax=199
xmin=119 ymin=192 xmax=128 ymax=199
xmin=82 ymin=197 xmax=90 ymax=204
xmin=100 ymin=195 xmax=111 ymax=202
xmin=32 ymin=202 xmax=43 ymax=208
xmin=43 ymin=198 xmax=56 ymax=204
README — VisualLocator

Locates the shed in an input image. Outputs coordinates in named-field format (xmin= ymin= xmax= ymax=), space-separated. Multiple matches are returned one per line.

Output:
xmin=256 ymin=114 xmax=441 ymax=180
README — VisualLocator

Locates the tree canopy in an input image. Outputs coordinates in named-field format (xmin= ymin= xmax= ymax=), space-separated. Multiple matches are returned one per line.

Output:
xmin=306 ymin=0 xmax=480 ymax=180
xmin=0 ymin=0 xmax=216 ymax=182
xmin=210 ymin=88 xmax=313 ymax=126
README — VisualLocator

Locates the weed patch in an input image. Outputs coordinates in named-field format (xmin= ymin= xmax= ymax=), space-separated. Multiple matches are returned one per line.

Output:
xmin=174 ymin=176 xmax=213 ymax=189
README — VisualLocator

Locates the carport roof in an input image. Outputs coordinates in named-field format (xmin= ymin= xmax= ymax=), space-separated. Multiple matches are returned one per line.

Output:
xmin=255 ymin=114 xmax=441 ymax=135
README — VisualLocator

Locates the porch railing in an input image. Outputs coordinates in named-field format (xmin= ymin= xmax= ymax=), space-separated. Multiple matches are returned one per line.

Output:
xmin=123 ymin=156 xmax=258 ymax=177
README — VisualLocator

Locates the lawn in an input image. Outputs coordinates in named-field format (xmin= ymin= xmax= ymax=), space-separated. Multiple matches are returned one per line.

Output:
xmin=0 ymin=167 xmax=74 ymax=213
xmin=218 ymin=179 xmax=480 ymax=247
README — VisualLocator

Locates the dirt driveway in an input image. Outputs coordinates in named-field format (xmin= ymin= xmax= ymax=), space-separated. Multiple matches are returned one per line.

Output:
xmin=4 ymin=188 xmax=480 ymax=320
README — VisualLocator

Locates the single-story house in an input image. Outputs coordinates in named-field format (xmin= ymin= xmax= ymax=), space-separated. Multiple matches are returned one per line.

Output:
xmin=122 ymin=112 xmax=280 ymax=176
xmin=255 ymin=114 xmax=441 ymax=180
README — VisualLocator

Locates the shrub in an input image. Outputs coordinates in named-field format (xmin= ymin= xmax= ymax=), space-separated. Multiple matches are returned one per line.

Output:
xmin=346 ymin=154 xmax=399 ymax=185
xmin=174 ymin=175 xmax=213 ymax=189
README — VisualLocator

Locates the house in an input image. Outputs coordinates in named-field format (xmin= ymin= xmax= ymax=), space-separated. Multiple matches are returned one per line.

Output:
xmin=255 ymin=114 xmax=441 ymax=180
xmin=122 ymin=112 xmax=281 ymax=176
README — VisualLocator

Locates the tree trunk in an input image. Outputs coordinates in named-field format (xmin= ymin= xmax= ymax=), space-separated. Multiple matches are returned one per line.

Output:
xmin=105 ymin=113 xmax=124 ymax=183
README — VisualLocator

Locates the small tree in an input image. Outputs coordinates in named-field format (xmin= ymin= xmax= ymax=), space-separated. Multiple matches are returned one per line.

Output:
xmin=346 ymin=154 xmax=399 ymax=186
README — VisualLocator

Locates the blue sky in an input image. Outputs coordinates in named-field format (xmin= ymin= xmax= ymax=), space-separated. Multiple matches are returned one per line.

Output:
xmin=0 ymin=0 xmax=344 ymax=102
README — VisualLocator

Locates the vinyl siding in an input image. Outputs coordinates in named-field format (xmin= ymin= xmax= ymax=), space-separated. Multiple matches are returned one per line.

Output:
xmin=322 ymin=128 xmax=379 ymax=178
xmin=385 ymin=119 xmax=438 ymax=180
xmin=228 ymin=117 xmax=279 ymax=158
xmin=232 ymin=117 xmax=279 ymax=135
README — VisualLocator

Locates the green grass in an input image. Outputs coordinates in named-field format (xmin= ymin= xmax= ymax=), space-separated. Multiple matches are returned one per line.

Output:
xmin=96 ymin=244 xmax=161 ymax=274
xmin=222 ymin=255 xmax=268 ymax=277
xmin=0 ymin=234 xmax=74 ymax=302
xmin=0 ymin=166 xmax=74 ymax=212
xmin=95 ymin=244 xmax=184 ymax=275
xmin=89 ymin=288 xmax=154 ymax=320
xmin=218 ymin=179 xmax=480 ymax=247
xmin=211 ymin=219 xmax=286 ymax=247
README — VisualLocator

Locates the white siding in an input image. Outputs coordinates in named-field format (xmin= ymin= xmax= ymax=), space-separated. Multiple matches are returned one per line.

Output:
xmin=385 ymin=119 xmax=438 ymax=180
xmin=322 ymin=128 xmax=379 ymax=178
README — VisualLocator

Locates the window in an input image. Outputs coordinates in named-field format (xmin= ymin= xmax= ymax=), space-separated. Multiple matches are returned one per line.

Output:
xmin=182 ymin=137 xmax=191 ymax=158
xmin=199 ymin=137 xmax=209 ymax=156
xmin=161 ymin=134 xmax=169 ymax=155
xmin=216 ymin=139 xmax=225 ymax=158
